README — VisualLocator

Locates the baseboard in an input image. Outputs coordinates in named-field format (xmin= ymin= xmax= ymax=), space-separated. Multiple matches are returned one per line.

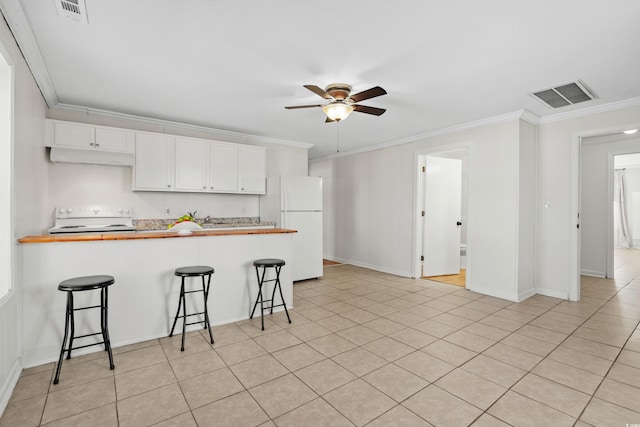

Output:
xmin=346 ymin=259 xmax=411 ymax=278
xmin=535 ymin=287 xmax=569 ymax=300
xmin=464 ymin=284 xmax=519 ymax=302
xmin=323 ymin=256 xmax=347 ymax=263
xmin=517 ymin=287 xmax=537 ymax=302
xmin=580 ymin=270 xmax=606 ymax=278
xmin=0 ymin=358 xmax=22 ymax=417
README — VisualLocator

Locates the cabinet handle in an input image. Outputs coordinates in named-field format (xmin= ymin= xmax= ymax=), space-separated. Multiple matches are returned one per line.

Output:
xmin=241 ymin=187 xmax=244 ymax=191
xmin=203 ymin=186 xmax=206 ymax=189
xmin=210 ymin=186 xmax=213 ymax=189
xmin=95 ymin=143 xmax=100 ymax=147
xmin=167 ymin=184 xmax=171 ymax=188
xmin=89 ymin=143 xmax=95 ymax=147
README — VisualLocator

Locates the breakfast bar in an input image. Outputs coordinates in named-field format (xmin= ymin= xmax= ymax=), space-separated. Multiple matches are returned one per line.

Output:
xmin=17 ymin=228 xmax=296 ymax=367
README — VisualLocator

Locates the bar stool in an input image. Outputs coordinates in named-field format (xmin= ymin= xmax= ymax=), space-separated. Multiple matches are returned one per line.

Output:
xmin=170 ymin=266 xmax=215 ymax=351
xmin=54 ymin=275 xmax=115 ymax=385
xmin=250 ymin=258 xmax=291 ymax=330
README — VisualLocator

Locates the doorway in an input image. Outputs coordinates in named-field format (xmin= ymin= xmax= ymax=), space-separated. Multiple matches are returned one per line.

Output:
xmin=579 ymin=132 xmax=640 ymax=286
xmin=415 ymin=147 xmax=469 ymax=287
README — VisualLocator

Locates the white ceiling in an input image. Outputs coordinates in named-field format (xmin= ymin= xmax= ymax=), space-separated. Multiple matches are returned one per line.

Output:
xmin=4 ymin=0 xmax=640 ymax=158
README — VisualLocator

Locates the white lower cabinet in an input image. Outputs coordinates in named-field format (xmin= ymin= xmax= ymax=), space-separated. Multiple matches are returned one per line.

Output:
xmin=133 ymin=132 xmax=175 ymax=191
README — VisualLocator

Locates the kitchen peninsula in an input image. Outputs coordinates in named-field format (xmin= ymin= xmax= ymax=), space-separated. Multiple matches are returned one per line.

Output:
xmin=17 ymin=228 xmax=296 ymax=367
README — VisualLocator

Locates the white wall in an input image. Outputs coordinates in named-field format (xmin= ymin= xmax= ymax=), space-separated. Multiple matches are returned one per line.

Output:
xmin=537 ymin=105 xmax=640 ymax=299
xmin=311 ymin=118 xmax=528 ymax=301
xmin=0 ymin=10 xmax=48 ymax=417
xmin=517 ymin=120 xmax=536 ymax=299
xmin=43 ymin=109 xmax=309 ymax=230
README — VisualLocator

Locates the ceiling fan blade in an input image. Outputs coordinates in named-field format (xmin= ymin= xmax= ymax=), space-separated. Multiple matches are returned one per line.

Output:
xmin=304 ymin=85 xmax=333 ymax=99
xmin=284 ymin=104 xmax=324 ymax=109
xmin=325 ymin=117 xmax=336 ymax=123
xmin=349 ymin=86 xmax=387 ymax=103
xmin=353 ymin=104 xmax=386 ymax=116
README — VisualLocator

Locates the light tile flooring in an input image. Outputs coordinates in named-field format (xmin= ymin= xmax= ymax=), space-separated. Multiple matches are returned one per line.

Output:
xmin=2 ymin=249 xmax=640 ymax=426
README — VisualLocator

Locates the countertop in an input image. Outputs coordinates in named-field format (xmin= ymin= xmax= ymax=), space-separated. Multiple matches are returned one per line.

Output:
xmin=18 ymin=228 xmax=297 ymax=244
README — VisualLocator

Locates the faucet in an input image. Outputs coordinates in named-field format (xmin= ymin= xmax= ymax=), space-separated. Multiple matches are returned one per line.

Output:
xmin=203 ymin=216 xmax=212 ymax=224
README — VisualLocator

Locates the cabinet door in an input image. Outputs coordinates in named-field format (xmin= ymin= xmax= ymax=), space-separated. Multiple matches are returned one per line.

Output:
xmin=95 ymin=127 xmax=135 ymax=153
xmin=238 ymin=145 xmax=266 ymax=194
xmin=209 ymin=142 xmax=238 ymax=192
xmin=53 ymin=121 xmax=95 ymax=149
xmin=175 ymin=137 xmax=208 ymax=191
xmin=133 ymin=133 xmax=175 ymax=191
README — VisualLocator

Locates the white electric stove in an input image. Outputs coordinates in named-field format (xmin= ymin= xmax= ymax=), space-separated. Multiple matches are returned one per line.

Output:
xmin=48 ymin=206 xmax=136 ymax=234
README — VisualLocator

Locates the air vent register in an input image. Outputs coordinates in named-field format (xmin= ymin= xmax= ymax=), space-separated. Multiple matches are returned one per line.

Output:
xmin=531 ymin=80 xmax=595 ymax=109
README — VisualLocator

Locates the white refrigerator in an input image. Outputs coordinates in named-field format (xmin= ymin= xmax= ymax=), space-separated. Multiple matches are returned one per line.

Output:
xmin=260 ymin=176 xmax=323 ymax=281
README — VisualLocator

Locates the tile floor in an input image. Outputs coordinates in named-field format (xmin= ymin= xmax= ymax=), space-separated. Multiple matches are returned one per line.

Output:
xmin=2 ymin=249 xmax=640 ymax=426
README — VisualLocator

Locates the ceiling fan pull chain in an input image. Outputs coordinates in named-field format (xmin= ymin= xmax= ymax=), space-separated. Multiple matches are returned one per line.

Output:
xmin=337 ymin=121 xmax=340 ymax=153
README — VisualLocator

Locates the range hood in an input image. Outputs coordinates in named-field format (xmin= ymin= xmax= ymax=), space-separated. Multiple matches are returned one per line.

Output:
xmin=49 ymin=147 xmax=134 ymax=166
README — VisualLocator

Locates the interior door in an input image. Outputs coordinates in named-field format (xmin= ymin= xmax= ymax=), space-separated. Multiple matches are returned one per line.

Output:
xmin=423 ymin=156 xmax=462 ymax=276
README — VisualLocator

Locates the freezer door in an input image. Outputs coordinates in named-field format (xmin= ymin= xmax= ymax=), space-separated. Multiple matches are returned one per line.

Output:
xmin=283 ymin=176 xmax=322 ymax=211
xmin=284 ymin=211 xmax=323 ymax=281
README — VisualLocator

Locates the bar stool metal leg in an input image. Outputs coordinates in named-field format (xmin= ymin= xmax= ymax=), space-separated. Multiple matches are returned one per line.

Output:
xmin=66 ymin=292 xmax=75 ymax=360
xmin=202 ymin=274 xmax=214 ymax=344
xmin=274 ymin=265 xmax=291 ymax=323
xmin=181 ymin=278 xmax=187 ymax=351
xmin=53 ymin=293 xmax=72 ymax=385
xmin=250 ymin=266 xmax=268 ymax=330
xmin=169 ymin=280 xmax=184 ymax=339
xmin=102 ymin=286 xmax=115 ymax=370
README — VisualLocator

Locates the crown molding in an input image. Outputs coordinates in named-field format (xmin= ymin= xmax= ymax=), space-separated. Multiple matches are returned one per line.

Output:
xmin=0 ymin=0 xmax=58 ymax=107
xmin=538 ymin=96 xmax=640 ymax=124
xmin=52 ymin=103 xmax=314 ymax=149
xmin=310 ymin=109 xmax=537 ymax=162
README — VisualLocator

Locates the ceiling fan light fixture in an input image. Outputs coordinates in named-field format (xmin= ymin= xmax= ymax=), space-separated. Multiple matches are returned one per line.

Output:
xmin=323 ymin=102 xmax=353 ymax=121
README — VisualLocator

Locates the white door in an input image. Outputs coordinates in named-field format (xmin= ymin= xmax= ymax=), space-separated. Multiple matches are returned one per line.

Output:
xmin=284 ymin=211 xmax=323 ymax=281
xmin=423 ymin=156 xmax=462 ymax=276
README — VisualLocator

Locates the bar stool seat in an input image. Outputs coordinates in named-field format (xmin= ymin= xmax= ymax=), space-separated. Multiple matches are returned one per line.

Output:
xmin=250 ymin=258 xmax=291 ymax=330
xmin=54 ymin=275 xmax=115 ymax=385
xmin=170 ymin=265 xmax=215 ymax=351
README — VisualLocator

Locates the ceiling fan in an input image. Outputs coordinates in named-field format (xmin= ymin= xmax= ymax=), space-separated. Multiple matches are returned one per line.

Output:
xmin=285 ymin=83 xmax=387 ymax=122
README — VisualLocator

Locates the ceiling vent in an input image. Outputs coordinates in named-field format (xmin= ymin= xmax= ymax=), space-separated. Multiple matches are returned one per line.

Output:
xmin=55 ymin=0 xmax=88 ymax=24
xmin=531 ymin=80 xmax=595 ymax=109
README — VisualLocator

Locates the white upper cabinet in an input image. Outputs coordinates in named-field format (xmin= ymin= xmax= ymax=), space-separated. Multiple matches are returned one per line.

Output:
xmin=95 ymin=127 xmax=135 ymax=152
xmin=238 ymin=145 xmax=266 ymax=194
xmin=133 ymin=132 xmax=175 ymax=191
xmin=46 ymin=118 xmax=267 ymax=194
xmin=175 ymin=137 xmax=208 ymax=191
xmin=48 ymin=120 xmax=134 ymax=153
xmin=209 ymin=141 xmax=239 ymax=192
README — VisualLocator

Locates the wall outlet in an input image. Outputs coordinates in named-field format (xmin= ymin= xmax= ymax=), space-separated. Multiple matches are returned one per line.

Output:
xmin=164 ymin=207 xmax=170 ymax=215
